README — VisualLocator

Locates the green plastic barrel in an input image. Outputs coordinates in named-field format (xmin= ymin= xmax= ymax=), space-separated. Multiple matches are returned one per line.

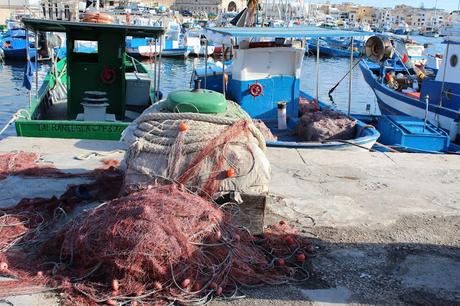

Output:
xmin=165 ymin=81 xmax=227 ymax=114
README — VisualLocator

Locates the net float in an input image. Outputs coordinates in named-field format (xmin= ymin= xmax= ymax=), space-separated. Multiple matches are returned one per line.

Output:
xmin=0 ymin=262 xmax=8 ymax=272
xmin=153 ymin=281 xmax=162 ymax=291
xmin=226 ymin=168 xmax=235 ymax=178
xmin=106 ymin=299 xmax=117 ymax=306
xmin=181 ymin=278 xmax=191 ymax=288
xmin=192 ymin=282 xmax=202 ymax=291
xmin=275 ymin=258 xmax=285 ymax=267
xmin=296 ymin=253 xmax=306 ymax=262
xmin=111 ymin=279 xmax=119 ymax=291
xmin=285 ymin=236 xmax=295 ymax=246
xmin=178 ymin=122 xmax=188 ymax=132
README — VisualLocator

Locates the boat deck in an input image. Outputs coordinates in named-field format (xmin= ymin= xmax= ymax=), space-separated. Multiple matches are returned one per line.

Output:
xmin=0 ymin=137 xmax=459 ymax=305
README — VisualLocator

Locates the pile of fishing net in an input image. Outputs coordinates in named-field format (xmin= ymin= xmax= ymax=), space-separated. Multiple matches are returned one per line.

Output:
xmin=0 ymin=181 xmax=314 ymax=305
xmin=0 ymin=151 xmax=47 ymax=180
xmin=296 ymin=109 xmax=357 ymax=142
xmin=252 ymin=119 xmax=277 ymax=142
xmin=122 ymin=101 xmax=271 ymax=196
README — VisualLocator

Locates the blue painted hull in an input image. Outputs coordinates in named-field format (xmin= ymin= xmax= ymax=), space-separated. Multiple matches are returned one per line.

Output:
xmin=2 ymin=47 xmax=36 ymax=60
xmin=270 ymin=91 xmax=379 ymax=150
xmin=309 ymin=44 xmax=360 ymax=58
xmin=359 ymin=61 xmax=460 ymax=143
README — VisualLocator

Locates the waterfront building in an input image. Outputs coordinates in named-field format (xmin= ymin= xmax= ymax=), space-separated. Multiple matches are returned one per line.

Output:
xmin=172 ymin=0 xmax=245 ymax=15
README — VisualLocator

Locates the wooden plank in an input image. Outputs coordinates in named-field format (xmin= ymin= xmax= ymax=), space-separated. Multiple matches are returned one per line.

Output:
xmin=237 ymin=194 xmax=266 ymax=235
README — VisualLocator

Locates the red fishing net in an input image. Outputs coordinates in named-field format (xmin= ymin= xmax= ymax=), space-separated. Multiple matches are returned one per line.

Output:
xmin=0 ymin=151 xmax=78 ymax=180
xmin=0 ymin=183 xmax=313 ymax=304
xmin=0 ymin=146 xmax=313 ymax=305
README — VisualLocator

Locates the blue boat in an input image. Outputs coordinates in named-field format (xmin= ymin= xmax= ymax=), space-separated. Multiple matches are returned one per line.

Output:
xmin=308 ymin=37 xmax=362 ymax=58
xmin=360 ymin=33 xmax=460 ymax=146
xmin=192 ymin=26 xmax=379 ymax=150
xmin=0 ymin=28 xmax=36 ymax=60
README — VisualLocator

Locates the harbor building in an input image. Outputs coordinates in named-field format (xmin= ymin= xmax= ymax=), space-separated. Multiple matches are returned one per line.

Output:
xmin=0 ymin=0 xmax=39 ymax=24
xmin=172 ymin=0 xmax=245 ymax=14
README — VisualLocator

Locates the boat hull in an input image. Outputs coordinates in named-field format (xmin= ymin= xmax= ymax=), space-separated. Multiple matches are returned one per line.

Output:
xmin=271 ymin=91 xmax=379 ymax=151
xmin=360 ymin=61 xmax=460 ymax=143
xmin=309 ymin=44 xmax=360 ymax=58
xmin=1 ymin=47 xmax=36 ymax=60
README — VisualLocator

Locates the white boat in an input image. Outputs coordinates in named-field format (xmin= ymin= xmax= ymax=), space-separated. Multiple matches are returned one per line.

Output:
xmin=404 ymin=39 xmax=426 ymax=65
xmin=185 ymin=29 xmax=215 ymax=56
xmin=360 ymin=29 xmax=460 ymax=143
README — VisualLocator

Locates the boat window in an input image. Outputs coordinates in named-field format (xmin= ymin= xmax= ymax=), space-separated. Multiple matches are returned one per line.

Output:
xmin=72 ymin=40 xmax=98 ymax=63
xmin=450 ymin=54 xmax=458 ymax=68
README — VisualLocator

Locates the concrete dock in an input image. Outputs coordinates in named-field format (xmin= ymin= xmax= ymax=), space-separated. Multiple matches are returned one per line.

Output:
xmin=0 ymin=137 xmax=459 ymax=305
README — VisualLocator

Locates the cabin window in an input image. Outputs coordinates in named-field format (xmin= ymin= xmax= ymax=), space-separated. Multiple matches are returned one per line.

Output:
xmin=73 ymin=40 xmax=98 ymax=53
xmin=72 ymin=40 xmax=98 ymax=62
xmin=450 ymin=54 xmax=458 ymax=68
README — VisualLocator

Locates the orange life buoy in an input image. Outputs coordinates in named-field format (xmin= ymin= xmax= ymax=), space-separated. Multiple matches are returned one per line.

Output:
xmin=100 ymin=67 xmax=116 ymax=84
xmin=248 ymin=82 xmax=263 ymax=97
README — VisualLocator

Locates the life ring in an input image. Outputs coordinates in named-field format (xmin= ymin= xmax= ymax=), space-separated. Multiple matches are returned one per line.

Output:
xmin=100 ymin=67 xmax=116 ymax=85
xmin=248 ymin=82 xmax=263 ymax=97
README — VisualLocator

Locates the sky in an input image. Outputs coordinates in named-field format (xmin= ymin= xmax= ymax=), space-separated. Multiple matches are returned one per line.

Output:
xmin=322 ymin=0 xmax=460 ymax=12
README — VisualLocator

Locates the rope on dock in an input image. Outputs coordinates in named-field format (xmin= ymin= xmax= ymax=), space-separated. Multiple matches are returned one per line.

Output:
xmin=0 ymin=109 xmax=30 ymax=136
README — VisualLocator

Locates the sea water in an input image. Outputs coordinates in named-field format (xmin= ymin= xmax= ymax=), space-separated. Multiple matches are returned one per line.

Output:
xmin=0 ymin=36 xmax=443 ymax=138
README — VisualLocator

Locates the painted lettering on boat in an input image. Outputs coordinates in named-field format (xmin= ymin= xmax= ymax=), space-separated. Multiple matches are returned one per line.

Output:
xmin=37 ymin=124 xmax=126 ymax=134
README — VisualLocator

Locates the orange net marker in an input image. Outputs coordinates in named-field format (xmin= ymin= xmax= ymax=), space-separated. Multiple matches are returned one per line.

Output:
xmin=226 ymin=168 xmax=235 ymax=178
xmin=178 ymin=122 xmax=188 ymax=132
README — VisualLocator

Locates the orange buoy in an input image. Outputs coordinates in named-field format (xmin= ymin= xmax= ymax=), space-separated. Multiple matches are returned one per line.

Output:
xmin=178 ymin=122 xmax=188 ymax=132
xmin=226 ymin=168 xmax=235 ymax=178
xmin=0 ymin=262 xmax=8 ymax=272
xmin=296 ymin=253 xmax=306 ymax=262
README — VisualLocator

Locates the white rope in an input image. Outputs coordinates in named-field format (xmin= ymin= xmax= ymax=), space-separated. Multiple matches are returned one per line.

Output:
xmin=74 ymin=150 xmax=125 ymax=161
xmin=0 ymin=109 xmax=31 ymax=136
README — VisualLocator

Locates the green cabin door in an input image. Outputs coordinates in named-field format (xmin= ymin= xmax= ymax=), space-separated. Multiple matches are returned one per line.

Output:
xmin=66 ymin=31 xmax=126 ymax=120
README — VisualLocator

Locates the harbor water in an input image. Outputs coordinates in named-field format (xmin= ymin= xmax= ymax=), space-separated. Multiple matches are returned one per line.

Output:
xmin=0 ymin=36 xmax=444 ymax=138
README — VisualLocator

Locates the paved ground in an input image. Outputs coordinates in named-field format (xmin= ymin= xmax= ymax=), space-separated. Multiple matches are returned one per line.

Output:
xmin=0 ymin=138 xmax=459 ymax=305
xmin=212 ymin=148 xmax=460 ymax=306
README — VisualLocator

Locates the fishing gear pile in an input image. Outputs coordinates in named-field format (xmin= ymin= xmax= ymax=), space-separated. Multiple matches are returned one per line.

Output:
xmin=0 ymin=112 xmax=313 ymax=304
xmin=296 ymin=109 xmax=357 ymax=142
xmin=122 ymin=101 xmax=271 ymax=196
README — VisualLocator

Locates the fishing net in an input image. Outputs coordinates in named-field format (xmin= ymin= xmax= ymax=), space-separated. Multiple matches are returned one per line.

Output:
xmin=122 ymin=101 xmax=270 ymax=196
xmin=296 ymin=109 xmax=357 ymax=142
xmin=0 ymin=151 xmax=77 ymax=180
xmin=0 ymin=101 xmax=312 ymax=304
xmin=0 ymin=180 xmax=313 ymax=305
xmin=252 ymin=119 xmax=277 ymax=142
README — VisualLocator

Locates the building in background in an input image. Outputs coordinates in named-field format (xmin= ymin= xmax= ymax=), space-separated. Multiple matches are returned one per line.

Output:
xmin=172 ymin=0 xmax=245 ymax=15
xmin=0 ymin=0 xmax=40 ymax=24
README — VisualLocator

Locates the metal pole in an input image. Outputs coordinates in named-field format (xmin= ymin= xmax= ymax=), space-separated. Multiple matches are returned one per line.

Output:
xmin=348 ymin=37 xmax=354 ymax=116
xmin=315 ymin=37 xmax=320 ymax=102
xmin=424 ymin=94 xmax=429 ymax=132
xmin=26 ymin=29 xmax=31 ymax=109
xmin=157 ymin=35 xmax=162 ymax=97
xmin=153 ymin=39 xmax=157 ymax=102
xmin=204 ymin=38 xmax=208 ymax=89
xmin=222 ymin=44 xmax=226 ymax=97
xmin=35 ymin=31 xmax=38 ymax=98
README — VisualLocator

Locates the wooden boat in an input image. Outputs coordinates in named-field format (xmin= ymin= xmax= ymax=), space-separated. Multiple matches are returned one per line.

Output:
xmin=360 ymin=33 xmax=460 ymax=148
xmin=192 ymin=27 xmax=380 ymax=150
xmin=14 ymin=19 xmax=164 ymax=140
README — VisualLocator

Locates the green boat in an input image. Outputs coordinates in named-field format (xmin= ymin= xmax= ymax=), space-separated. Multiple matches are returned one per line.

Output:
xmin=15 ymin=19 xmax=165 ymax=140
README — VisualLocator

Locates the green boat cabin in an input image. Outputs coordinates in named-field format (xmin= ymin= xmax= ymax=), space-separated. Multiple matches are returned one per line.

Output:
xmin=16 ymin=18 xmax=164 ymax=140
